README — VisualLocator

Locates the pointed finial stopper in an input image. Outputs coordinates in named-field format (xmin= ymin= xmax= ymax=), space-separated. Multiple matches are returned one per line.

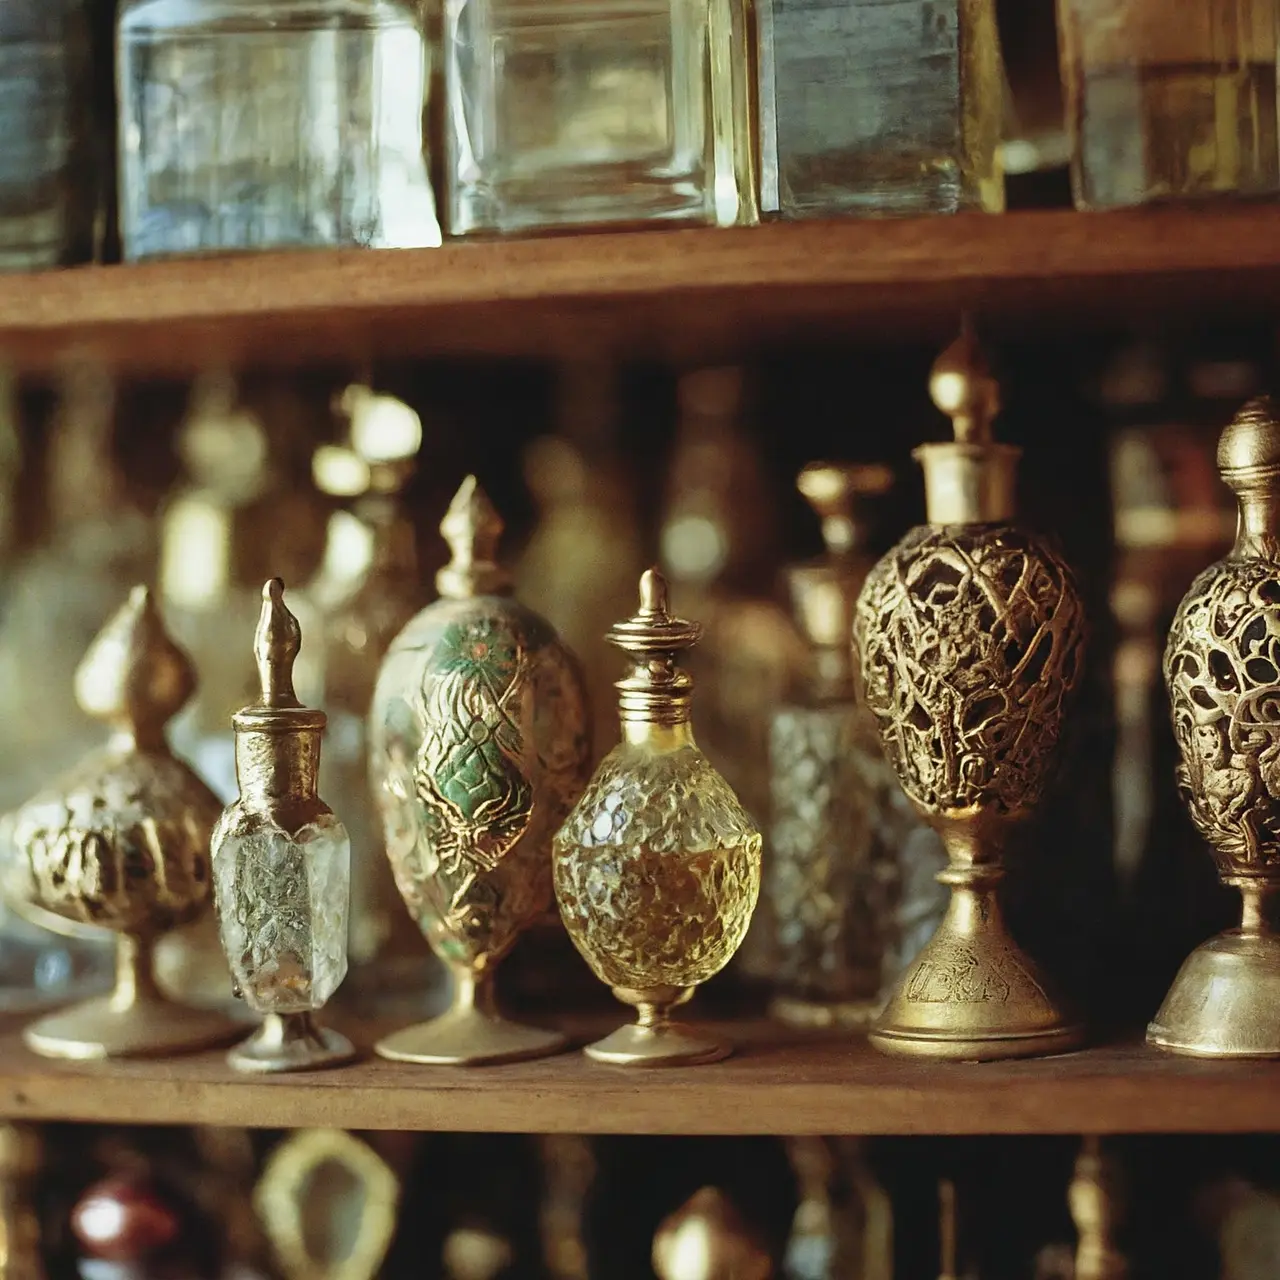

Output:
xmin=436 ymin=476 xmax=513 ymax=598
xmin=608 ymin=569 xmax=702 ymax=726
xmin=916 ymin=323 xmax=1019 ymax=525
xmin=797 ymin=463 xmax=893 ymax=557
xmin=652 ymin=1188 xmax=772 ymax=1280
xmin=254 ymin=578 xmax=301 ymax=708
xmin=74 ymin=586 xmax=196 ymax=750
xmin=929 ymin=318 xmax=1000 ymax=446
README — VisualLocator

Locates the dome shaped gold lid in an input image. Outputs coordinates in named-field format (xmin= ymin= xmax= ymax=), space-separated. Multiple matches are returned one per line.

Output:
xmin=915 ymin=323 xmax=1020 ymax=525
xmin=1217 ymin=396 xmax=1280 ymax=482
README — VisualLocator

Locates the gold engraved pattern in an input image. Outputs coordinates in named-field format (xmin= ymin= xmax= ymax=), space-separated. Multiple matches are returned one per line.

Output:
xmin=854 ymin=524 xmax=1086 ymax=818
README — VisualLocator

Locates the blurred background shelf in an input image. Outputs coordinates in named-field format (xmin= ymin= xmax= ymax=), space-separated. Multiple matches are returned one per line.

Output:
xmin=0 ymin=1023 xmax=1277 ymax=1134
xmin=9 ymin=207 xmax=1280 ymax=375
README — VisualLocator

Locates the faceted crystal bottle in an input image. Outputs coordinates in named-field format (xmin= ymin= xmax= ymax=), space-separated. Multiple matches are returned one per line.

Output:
xmin=445 ymin=0 xmax=755 ymax=233
xmin=553 ymin=569 xmax=762 ymax=1066
xmin=117 ymin=0 xmax=440 ymax=259
xmin=212 ymin=579 xmax=355 ymax=1073
xmin=756 ymin=0 xmax=1004 ymax=216
xmin=1058 ymin=0 xmax=1280 ymax=208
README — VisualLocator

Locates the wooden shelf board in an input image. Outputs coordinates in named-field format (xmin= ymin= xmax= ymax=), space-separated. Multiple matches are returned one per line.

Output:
xmin=6 ymin=207 xmax=1280 ymax=373
xmin=0 ymin=1020 xmax=1276 ymax=1134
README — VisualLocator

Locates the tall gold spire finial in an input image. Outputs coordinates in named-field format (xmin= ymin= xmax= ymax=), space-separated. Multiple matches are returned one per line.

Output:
xmin=254 ymin=578 xmax=302 ymax=709
xmin=607 ymin=568 xmax=702 ymax=726
xmin=436 ymin=476 xmax=513 ymax=599
xmin=73 ymin=585 xmax=196 ymax=750
xmin=929 ymin=318 xmax=1000 ymax=446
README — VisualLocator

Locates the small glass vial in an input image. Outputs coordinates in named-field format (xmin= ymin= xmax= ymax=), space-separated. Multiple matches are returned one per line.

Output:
xmin=117 ymin=0 xmax=440 ymax=259
xmin=212 ymin=578 xmax=355 ymax=1073
xmin=769 ymin=464 xmax=945 ymax=1030
xmin=0 ymin=0 xmax=97 ymax=268
xmin=756 ymin=0 xmax=1004 ymax=217
xmin=1058 ymin=0 xmax=1280 ymax=209
xmin=445 ymin=0 xmax=755 ymax=234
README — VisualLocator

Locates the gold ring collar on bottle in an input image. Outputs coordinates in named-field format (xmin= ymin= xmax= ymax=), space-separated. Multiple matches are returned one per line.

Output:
xmin=608 ymin=568 xmax=702 ymax=727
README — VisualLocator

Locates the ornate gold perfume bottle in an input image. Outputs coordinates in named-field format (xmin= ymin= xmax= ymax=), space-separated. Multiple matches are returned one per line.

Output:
xmin=770 ymin=462 xmax=946 ymax=1028
xmin=369 ymin=477 xmax=591 ymax=1065
xmin=553 ymin=569 xmax=762 ymax=1066
xmin=212 ymin=580 xmax=355 ymax=1073
xmin=2 ymin=588 xmax=239 ymax=1059
xmin=853 ymin=327 xmax=1087 ymax=1060
xmin=1149 ymin=398 xmax=1280 ymax=1057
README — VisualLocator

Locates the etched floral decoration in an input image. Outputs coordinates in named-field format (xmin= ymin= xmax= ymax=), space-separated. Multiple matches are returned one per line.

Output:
xmin=211 ymin=578 xmax=354 ymax=1073
xmin=552 ymin=568 xmax=762 ymax=1066
xmin=1149 ymin=398 xmax=1280 ymax=1059
xmin=368 ymin=477 xmax=591 ymax=1065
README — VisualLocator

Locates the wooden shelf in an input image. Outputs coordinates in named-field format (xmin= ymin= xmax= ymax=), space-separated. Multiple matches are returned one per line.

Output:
xmin=8 ymin=207 xmax=1280 ymax=374
xmin=1 ymin=1020 xmax=1278 ymax=1134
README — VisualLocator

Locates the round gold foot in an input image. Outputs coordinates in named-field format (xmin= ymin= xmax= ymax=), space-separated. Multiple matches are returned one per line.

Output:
xmin=1148 ymin=929 xmax=1280 ymax=1058
xmin=375 ymin=1007 xmax=566 ymax=1066
xmin=228 ymin=1012 xmax=357 ymax=1074
xmin=24 ymin=994 xmax=242 ymax=1061
xmin=868 ymin=1021 xmax=1085 ymax=1061
xmin=584 ymin=1019 xmax=730 ymax=1067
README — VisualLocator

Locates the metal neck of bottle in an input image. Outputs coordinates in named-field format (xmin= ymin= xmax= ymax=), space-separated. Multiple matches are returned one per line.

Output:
xmin=916 ymin=441 xmax=1021 ymax=525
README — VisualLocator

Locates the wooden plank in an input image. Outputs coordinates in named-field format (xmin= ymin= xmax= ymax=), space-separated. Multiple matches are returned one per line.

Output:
xmin=3 ymin=208 xmax=1280 ymax=374
xmin=0 ymin=1021 xmax=1276 ymax=1134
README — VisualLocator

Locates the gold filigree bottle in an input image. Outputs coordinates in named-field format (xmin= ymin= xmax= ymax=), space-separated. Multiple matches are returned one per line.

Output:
xmin=369 ymin=477 xmax=591 ymax=1065
xmin=553 ymin=568 xmax=762 ymax=1066
xmin=1149 ymin=397 xmax=1280 ymax=1057
xmin=212 ymin=579 xmax=356 ymax=1073
xmin=853 ymin=326 xmax=1087 ymax=1060
xmin=2 ymin=587 xmax=240 ymax=1059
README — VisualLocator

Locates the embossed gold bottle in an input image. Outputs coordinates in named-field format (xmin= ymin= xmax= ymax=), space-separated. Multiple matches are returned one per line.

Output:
xmin=213 ymin=579 xmax=356 ymax=1073
xmin=553 ymin=568 xmax=762 ymax=1066
xmin=2 ymin=587 xmax=240 ymax=1059
xmin=1149 ymin=397 xmax=1280 ymax=1057
xmin=853 ymin=327 xmax=1087 ymax=1060
xmin=369 ymin=477 xmax=591 ymax=1065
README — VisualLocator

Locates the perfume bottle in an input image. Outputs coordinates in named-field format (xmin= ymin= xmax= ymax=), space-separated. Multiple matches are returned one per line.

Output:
xmin=757 ymin=0 xmax=1004 ymax=216
xmin=1057 ymin=0 xmax=1280 ymax=209
xmin=769 ymin=463 xmax=946 ymax=1029
xmin=0 ymin=0 xmax=97 ymax=268
xmin=369 ymin=477 xmax=591 ymax=1065
xmin=2 ymin=587 xmax=240 ymax=1059
xmin=445 ymin=0 xmax=755 ymax=234
xmin=553 ymin=568 xmax=762 ymax=1065
xmin=212 ymin=579 xmax=355 ymax=1073
xmin=853 ymin=326 xmax=1087 ymax=1060
xmin=653 ymin=1189 xmax=772 ymax=1280
xmin=295 ymin=386 xmax=436 ymax=991
xmin=117 ymin=0 xmax=440 ymax=259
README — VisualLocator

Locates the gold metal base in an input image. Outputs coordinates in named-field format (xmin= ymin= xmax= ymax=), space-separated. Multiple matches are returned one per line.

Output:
xmin=374 ymin=969 xmax=566 ymax=1066
xmin=769 ymin=994 xmax=880 ymax=1031
xmin=585 ymin=985 xmax=730 ymax=1067
xmin=1148 ymin=925 xmax=1280 ymax=1058
xmin=24 ymin=991 xmax=241 ymax=1061
xmin=869 ymin=870 xmax=1083 ymax=1062
xmin=229 ymin=1012 xmax=357 ymax=1074
xmin=23 ymin=933 xmax=242 ymax=1061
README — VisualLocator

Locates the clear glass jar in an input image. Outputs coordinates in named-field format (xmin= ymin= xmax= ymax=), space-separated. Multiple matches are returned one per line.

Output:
xmin=0 ymin=0 xmax=97 ymax=268
xmin=445 ymin=0 xmax=755 ymax=234
xmin=756 ymin=0 xmax=1004 ymax=217
xmin=1058 ymin=0 xmax=1280 ymax=208
xmin=117 ymin=0 xmax=440 ymax=259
